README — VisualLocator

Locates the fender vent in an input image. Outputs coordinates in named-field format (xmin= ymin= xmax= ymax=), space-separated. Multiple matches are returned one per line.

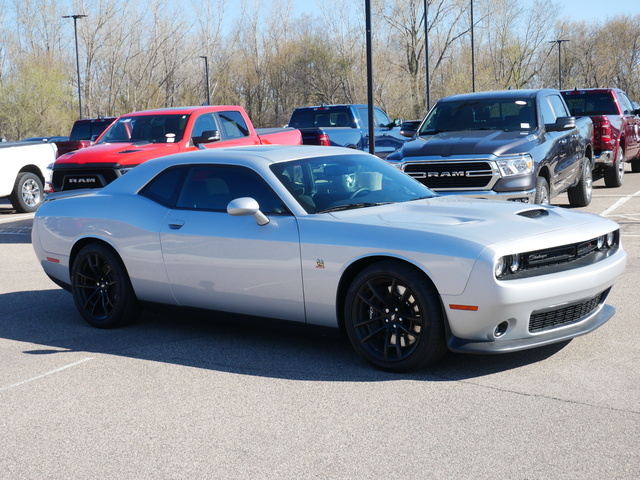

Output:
xmin=517 ymin=208 xmax=549 ymax=218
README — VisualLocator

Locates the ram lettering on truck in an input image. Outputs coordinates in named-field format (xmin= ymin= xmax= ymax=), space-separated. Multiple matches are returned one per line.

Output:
xmin=287 ymin=104 xmax=406 ymax=158
xmin=0 ymin=141 xmax=57 ymax=212
xmin=51 ymin=105 xmax=302 ymax=191
xmin=561 ymin=88 xmax=640 ymax=187
xmin=387 ymin=89 xmax=594 ymax=207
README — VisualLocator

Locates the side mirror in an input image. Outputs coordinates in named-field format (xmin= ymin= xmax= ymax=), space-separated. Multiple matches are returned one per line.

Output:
xmin=546 ymin=116 xmax=576 ymax=132
xmin=193 ymin=129 xmax=221 ymax=145
xmin=400 ymin=120 xmax=421 ymax=137
xmin=393 ymin=118 xmax=403 ymax=127
xmin=227 ymin=197 xmax=270 ymax=226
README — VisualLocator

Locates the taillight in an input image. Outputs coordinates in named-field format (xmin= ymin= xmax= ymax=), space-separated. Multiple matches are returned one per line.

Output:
xmin=600 ymin=116 xmax=611 ymax=143
xmin=318 ymin=133 xmax=330 ymax=146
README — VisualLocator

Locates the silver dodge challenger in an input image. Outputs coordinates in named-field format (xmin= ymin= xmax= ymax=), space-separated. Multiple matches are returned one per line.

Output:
xmin=32 ymin=145 xmax=627 ymax=372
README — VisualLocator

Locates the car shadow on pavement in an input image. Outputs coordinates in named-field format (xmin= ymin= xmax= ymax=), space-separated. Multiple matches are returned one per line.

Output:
xmin=0 ymin=288 xmax=570 ymax=383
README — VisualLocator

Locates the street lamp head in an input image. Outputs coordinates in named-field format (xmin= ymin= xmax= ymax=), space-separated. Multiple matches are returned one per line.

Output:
xmin=62 ymin=14 xmax=88 ymax=19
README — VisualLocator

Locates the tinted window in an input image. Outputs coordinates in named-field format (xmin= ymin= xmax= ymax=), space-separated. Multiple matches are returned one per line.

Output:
xmin=419 ymin=98 xmax=537 ymax=133
xmin=192 ymin=113 xmax=218 ymax=139
xmin=139 ymin=166 xmax=187 ymax=207
xmin=98 ymin=114 xmax=189 ymax=144
xmin=175 ymin=165 xmax=288 ymax=214
xmin=218 ymin=111 xmax=250 ymax=139
xmin=357 ymin=107 xmax=392 ymax=128
xmin=562 ymin=93 xmax=617 ymax=116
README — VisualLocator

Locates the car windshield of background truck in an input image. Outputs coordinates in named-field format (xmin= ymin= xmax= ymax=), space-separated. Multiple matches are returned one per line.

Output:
xmin=98 ymin=114 xmax=189 ymax=144
xmin=420 ymin=98 xmax=537 ymax=134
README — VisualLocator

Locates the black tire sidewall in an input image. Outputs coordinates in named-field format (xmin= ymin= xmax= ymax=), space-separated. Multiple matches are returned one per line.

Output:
xmin=10 ymin=172 xmax=43 ymax=213
xmin=71 ymin=243 xmax=139 ymax=328
xmin=344 ymin=261 xmax=446 ymax=372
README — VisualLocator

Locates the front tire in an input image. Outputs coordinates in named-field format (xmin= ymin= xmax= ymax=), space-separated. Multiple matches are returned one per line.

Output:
xmin=9 ymin=172 xmax=43 ymax=213
xmin=567 ymin=157 xmax=592 ymax=207
xmin=344 ymin=261 xmax=447 ymax=372
xmin=534 ymin=176 xmax=550 ymax=205
xmin=604 ymin=146 xmax=624 ymax=187
xmin=71 ymin=243 xmax=140 ymax=328
xmin=631 ymin=158 xmax=640 ymax=173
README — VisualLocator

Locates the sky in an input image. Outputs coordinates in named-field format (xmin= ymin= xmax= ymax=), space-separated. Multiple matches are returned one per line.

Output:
xmin=283 ymin=0 xmax=640 ymax=24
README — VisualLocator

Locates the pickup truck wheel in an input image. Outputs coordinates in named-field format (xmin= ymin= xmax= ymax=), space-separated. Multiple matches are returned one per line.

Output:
xmin=632 ymin=158 xmax=640 ymax=173
xmin=344 ymin=261 xmax=447 ymax=372
xmin=604 ymin=147 xmax=624 ymax=187
xmin=9 ymin=172 xmax=43 ymax=213
xmin=567 ymin=158 xmax=592 ymax=207
xmin=71 ymin=243 xmax=141 ymax=328
xmin=534 ymin=176 xmax=550 ymax=205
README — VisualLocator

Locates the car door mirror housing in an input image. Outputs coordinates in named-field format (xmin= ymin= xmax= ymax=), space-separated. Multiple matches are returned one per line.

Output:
xmin=193 ymin=129 xmax=221 ymax=145
xmin=227 ymin=197 xmax=270 ymax=226
xmin=546 ymin=116 xmax=576 ymax=132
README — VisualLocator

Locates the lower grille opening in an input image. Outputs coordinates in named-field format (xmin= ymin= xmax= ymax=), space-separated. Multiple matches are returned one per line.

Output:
xmin=529 ymin=290 xmax=608 ymax=333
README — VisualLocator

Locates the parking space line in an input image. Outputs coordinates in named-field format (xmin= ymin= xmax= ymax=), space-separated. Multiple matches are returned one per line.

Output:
xmin=600 ymin=188 xmax=640 ymax=217
xmin=0 ymin=357 xmax=94 ymax=391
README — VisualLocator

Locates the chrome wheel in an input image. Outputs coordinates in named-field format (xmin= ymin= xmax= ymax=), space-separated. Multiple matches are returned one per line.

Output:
xmin=22 ymin=177 xmax=42 ymax=208
xmin=9 ymin=172 xmax=43 ymax=213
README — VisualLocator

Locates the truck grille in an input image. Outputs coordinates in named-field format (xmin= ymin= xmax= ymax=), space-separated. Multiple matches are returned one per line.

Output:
xmin=403 ymin=161 xmax=495 ymax=189
xmin=52 ymin=167 xmax=121 ymax=191
xmin=529 ymin=290 xmax=607 ymax=332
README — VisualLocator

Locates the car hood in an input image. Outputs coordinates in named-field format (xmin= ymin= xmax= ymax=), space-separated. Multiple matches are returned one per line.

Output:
xmin=392 ymin=130 xmax=538 ymax=159
xmin=321 ymin=196 xmax=615 ymax=252
xmin=54 ymin=142 xmax=183 ymax=166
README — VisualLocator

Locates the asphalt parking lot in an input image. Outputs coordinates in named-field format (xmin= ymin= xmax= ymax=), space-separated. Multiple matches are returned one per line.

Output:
xmin=1 ymin=172 xmax=638 ymax=479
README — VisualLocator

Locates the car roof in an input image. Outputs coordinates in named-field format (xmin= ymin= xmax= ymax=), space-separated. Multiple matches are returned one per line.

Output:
xmin=120 ymin=105 xmax=243 ymax=117
xmin=439 ymin=89 xmax=557 ymax=103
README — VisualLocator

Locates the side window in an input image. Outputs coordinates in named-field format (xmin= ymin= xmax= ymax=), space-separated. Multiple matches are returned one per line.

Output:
xmin=192 ymin=113 xmax=218 ymax=139
xmin=540 ymin=97 xmax=556 ymax=125
xmin=139 ymin=166 xmax=188 ymax=208
xmin=217 ymin=111 xmax=250 ymax=139
xmin=549 ymin=95 xmax=569 ymax=117
xmin=175 ymin=166 xmax=288 ymax=214
xmin=373 ymin=108 xmax=392 ymax=127
xmin=619 ymin=92 xmax=634 ymax=115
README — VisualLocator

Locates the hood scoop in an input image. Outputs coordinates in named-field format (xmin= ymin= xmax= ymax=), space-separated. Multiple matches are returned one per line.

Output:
xmin=118 ymin=149 xmax=143 ymax=154
xmin=516 ymin=207 xmax=549 ymax=219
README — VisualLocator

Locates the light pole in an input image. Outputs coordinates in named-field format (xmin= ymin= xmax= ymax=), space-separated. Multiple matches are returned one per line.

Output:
xmin=199 ymin=56 xmax=211 ymax=105
xmin=63 ymin=14 xmax=88 ymax=119
xmin=549 ymin=39 xmax=570 ymax=89
xmin=470 ymin=0 xmax=475 ymax=92
xmin=424 ymin=0 xmax=430 ymax=110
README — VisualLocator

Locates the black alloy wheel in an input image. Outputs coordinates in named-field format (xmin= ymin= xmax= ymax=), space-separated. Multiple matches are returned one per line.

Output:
xmin=344 ymin=261 xmax=447 ymax=372
xmin=71 ymin=243 xmax=140 ymax=328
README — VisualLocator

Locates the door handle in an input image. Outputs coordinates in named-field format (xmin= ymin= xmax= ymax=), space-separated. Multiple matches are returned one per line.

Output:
xmin=168 ymin=220 xmax=185 ymax=229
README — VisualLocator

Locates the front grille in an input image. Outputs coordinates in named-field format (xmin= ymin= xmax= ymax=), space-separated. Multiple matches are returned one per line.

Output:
xmin=529 ymin=290 xmax=607 ymax=332
xmin=52 ymin=167 xmax=121 ymax=191
xmin=403 ymin=161 xmax=494 ymax=189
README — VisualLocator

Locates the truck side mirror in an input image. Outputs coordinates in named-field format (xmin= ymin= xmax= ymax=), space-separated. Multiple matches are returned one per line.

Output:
xmin=193 ymin=129 xmax=221 ymax=145
xmin=545 ymin=116 xmax=576 ymax=132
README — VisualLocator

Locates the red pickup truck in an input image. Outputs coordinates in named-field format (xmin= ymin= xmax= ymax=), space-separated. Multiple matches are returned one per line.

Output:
xmin=561 ymin=88 xmax=640 ymax=187
xmin=50 ymin=105 xmax=301 ymax=191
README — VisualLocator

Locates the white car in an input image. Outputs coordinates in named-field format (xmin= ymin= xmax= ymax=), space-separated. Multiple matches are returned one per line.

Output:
xmin=32 ymin=145 xmax=626 ymax=371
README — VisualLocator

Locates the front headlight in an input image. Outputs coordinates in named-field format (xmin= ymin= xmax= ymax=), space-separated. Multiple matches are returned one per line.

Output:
xmin=496 ymin=154 xmax=534 ymax=177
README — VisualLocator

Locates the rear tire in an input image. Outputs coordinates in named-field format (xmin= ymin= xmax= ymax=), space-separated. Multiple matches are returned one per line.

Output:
xmin=567 ymin=157 xmax=592 ymax=207
xmin=9 ymin=172 xmax=43 ymax=213
xmin=71 ymin=243 xmax=141 ymax=328
xmin=604 ymin=147 xmax=624 ymax=187
xmin=344 ymin=261 xmax=447 ymax=372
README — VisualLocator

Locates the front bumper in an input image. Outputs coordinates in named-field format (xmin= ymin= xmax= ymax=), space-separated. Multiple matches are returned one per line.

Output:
xmin=441 ymin=243 xmax=627 ymax=354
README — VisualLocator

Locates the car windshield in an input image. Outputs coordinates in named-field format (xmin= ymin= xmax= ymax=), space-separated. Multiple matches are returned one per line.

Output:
xmin=97 ymin=114 xmax=189 ymax=144
xmin=270 ymin=154 xmax=436 ymax=214
xmin=419 ymin=98 xmax=537 ymax=134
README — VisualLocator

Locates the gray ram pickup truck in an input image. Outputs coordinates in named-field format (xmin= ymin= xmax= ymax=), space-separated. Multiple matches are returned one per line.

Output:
xmin=387 ymin=89 xmax=594 ymax=207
